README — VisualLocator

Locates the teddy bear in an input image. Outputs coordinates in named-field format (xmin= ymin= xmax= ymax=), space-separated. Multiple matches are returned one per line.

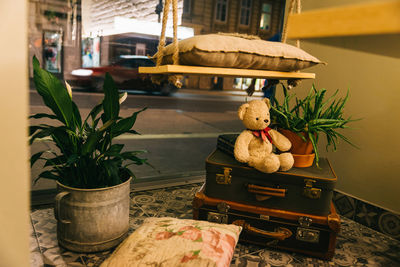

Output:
xmin=234 ymin=98 xmax=294 ymax=173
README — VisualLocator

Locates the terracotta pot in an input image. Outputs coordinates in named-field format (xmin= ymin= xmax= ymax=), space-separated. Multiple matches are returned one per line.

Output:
xmin=279 ymin=129 xmax=314 ymax=167
xmin=291 ymin=153 xmax=315 ymax=168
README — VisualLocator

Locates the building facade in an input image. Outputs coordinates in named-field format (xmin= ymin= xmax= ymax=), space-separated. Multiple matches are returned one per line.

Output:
xmin=28 ymin=0 xmax=82 ymax=81
xmin=181 ymin=0 xmax=286 ymax=90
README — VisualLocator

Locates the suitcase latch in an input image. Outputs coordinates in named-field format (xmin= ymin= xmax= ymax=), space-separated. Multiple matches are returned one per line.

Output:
xmin=298 ymin=216 xmax=313 ymax=227
xmin=296 ymin=227 xmax=320 ymax=243
xmin=207 ymin=212 xmax=228 ymax=224
xmin=303 ymin=179 xmax=321 ymax=199
xmin=216 ymin=167 xmax=232 ymax=185
xmin=207 ymin=202 xmax=230 ymax=224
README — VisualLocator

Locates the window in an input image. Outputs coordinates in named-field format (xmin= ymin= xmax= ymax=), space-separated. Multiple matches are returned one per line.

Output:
xmin=215 ymin=0 xmax=228 ymax=22
xmin=259 ymin=3 xmax=272 ymax=30
xmin=183 ymin=0 xmax=191 ymax=14
xmin=136 ymin=43 xmax=146 ymax=56
xmin=43 ymin=31 xmax=62 ymax=73
xmin=239 ymin=0 xmax=252 ymax=26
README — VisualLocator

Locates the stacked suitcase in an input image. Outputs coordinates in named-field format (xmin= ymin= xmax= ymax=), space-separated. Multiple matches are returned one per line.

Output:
xmin=193 ymin=134 xmax=340 ymax=260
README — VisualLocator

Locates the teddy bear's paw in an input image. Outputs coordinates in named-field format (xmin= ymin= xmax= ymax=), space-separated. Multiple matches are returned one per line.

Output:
xmin=278 ymin=153 xmax=294 ymax=172
xmin=251 ymin=156 xmax=280 ymax=173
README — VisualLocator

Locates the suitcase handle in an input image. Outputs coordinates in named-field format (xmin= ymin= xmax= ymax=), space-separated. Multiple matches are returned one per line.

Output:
xmin=233 ymin=220 xmax=292 ymax=241
xmin=247 ymin=184 xmax=287 ymax=198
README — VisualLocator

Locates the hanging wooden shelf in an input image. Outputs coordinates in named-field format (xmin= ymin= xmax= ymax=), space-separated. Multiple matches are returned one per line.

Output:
xmin=139 ymin=65 xmax=315 ymax=80
xmin=286 ymin=1 xmax=400 ymax=39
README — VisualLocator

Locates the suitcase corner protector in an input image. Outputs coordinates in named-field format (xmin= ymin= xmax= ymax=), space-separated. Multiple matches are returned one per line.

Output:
xmin=327 ymin=213 xmax=341 ymax=233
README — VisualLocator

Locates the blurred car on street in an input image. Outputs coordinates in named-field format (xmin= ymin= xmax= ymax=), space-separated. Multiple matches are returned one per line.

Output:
xmin=68 ymin=55 xmax=177 ymax=95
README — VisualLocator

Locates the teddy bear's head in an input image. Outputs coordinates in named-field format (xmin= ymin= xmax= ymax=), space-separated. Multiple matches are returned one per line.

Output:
xmin=238 ymin=98 xmax=271 ymax=130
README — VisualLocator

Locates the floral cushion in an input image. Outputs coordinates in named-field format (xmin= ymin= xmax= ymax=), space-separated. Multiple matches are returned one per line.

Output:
xmin=100 ymin=217 xmax=242 ymax=267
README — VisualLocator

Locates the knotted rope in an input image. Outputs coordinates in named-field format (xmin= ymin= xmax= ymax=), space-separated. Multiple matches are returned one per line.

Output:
xmin=152 ymin=0 xmax=182 ymax=88
xmin=281 ymin=0 xmax=302 ymax=89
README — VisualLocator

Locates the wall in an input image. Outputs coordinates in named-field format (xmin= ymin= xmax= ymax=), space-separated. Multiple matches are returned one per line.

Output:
xmin=0 ymin=0 xmax=30 ymax=266
xmin=284 ymin=0 xmax=400 ymax=213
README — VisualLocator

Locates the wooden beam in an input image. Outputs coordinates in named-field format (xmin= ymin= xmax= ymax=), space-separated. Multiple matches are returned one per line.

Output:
xmin=286 ymin=0 xmax=400 ymax=39
xmin=139 ymin=65 xmax=316 ymax=80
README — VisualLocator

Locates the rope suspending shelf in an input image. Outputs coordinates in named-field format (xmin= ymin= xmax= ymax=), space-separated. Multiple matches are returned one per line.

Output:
xmin=139 ymin=0 xmax=313 ymax=84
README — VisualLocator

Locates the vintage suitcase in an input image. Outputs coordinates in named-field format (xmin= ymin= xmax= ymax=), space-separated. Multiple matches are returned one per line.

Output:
xmin=216 ymin=133 xmax=238 ymax=156
xmin=193 ymin=186 xmax=340 ymax=260
xmin=205 ymin=149 xmax=337 ymax=215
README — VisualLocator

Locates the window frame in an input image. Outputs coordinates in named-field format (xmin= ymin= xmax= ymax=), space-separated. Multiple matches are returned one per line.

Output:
xmin=214 ymin=0 xmax=229 ymax=23
xmin=239 ymin=0 xmax=252 ymax=27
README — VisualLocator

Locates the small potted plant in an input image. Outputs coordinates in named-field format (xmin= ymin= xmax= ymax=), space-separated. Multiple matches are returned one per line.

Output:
xmin=271 ymin=84 xmax=358 ymax=167
xmin=29 ymin=56 xmax=147 ymax=252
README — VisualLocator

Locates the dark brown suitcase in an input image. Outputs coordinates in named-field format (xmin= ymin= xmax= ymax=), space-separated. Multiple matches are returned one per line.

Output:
xmin=205 ymin=149 xmax=337 ymax=215
xmin=216 ymin=133 xmax=238 ymax=156
xmin=193 ymin=185 xmax=340 ymax=260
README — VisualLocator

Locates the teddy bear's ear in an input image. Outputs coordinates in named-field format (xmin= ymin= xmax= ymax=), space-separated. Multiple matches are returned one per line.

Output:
xmin=263 ymin=98 xmax=271 ymax=109
xmin=238 ymin=103 xmax=250 ymax=120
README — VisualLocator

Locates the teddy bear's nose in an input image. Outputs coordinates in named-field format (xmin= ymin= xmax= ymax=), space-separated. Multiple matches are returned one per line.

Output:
xmin=264 ymin=119 xmax=269 ymax=123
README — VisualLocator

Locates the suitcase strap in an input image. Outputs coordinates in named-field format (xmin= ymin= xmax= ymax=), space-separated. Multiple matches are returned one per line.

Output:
xmin=247 ymin=184 xmax=287 ymax=201
xmin=233 ymin=220 xmax=292 ymax=241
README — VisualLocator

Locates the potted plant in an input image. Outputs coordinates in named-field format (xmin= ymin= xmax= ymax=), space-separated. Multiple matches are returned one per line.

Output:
xmin=29 ymin=56 xmax=147 ymax=252
xmin=271 ymin=83 xmax=358 ymax=167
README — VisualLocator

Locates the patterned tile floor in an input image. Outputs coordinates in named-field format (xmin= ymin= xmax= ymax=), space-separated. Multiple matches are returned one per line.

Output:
xmin=30 ymin=183 xmax=400 ymax=267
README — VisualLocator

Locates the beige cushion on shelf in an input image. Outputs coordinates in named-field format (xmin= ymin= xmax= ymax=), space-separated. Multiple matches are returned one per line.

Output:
xmin=154 ymin=34 xmax=324 ymax=72
xmin=100 ymin=217 xmax=242 ymax=267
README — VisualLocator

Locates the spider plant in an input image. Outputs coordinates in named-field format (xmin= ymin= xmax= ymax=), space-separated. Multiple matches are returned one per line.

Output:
xmin=29 ymin=56 xmax=147 ymax=189
xmin=271 ymin=83 xmax=358 ymax=165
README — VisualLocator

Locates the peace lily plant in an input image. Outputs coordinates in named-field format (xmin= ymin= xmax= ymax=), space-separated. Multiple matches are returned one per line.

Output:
xmin=30 ymin=56 xmax=147 ymax=189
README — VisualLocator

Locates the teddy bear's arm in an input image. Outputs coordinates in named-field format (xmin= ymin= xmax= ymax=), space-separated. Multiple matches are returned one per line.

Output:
xmin=234 ymin=131 xmax=253 ymax=163
xmin=269 ymin=129 xmax=292 ymax=152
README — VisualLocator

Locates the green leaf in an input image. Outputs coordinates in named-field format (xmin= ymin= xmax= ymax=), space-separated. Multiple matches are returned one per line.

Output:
xmin=82 ymin=131 xmax=102 ymax=155
xmin=71 ymin=101 xmax=82 ymax=130
xmin=102 ymin=73 xmax=120 ymax=121
xmin=34 ymin=170 xmax=59 ymax=185
xmin=120 ymin=152 xmax=147 ymax=164
xmin=83 ymin=102 xmax=103 ymax=127
xmin=32 ymin=56 xmax=75 ymax=129
xmin=126 ymin=129 xmax=140 ymax=135
xmin=193 ymin=250 xmax=201 ymax=256
xmin=51 ymin=127 xmax=78 ymax=155
xmin=112 ymin=107 xmax=147 ymax=136
xmin=30 ymin=151 xmax=46 ymax=167
xmin=104 ymin=144 xmax=124 ymax=156
xmin=43 ymin=155 xmax=67 ymax=167
xmin=66 ymin=154 xmax=79 ymax=165
xmin=308 ymin=131 xmax=319 ymax=167
xmin=29 ymin=125 xmax=50 ymax=136
xmin=29 ymin=113 xmax=59 ymax=120
xmin=29 ymin=127 xmax=55 ymax=144
xmin=99 ymin=119 xmax=115 ymax=131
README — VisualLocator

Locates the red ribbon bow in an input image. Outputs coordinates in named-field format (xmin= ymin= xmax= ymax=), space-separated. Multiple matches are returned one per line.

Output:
xmin=252 ymin=127 xmax=273 ymax=143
